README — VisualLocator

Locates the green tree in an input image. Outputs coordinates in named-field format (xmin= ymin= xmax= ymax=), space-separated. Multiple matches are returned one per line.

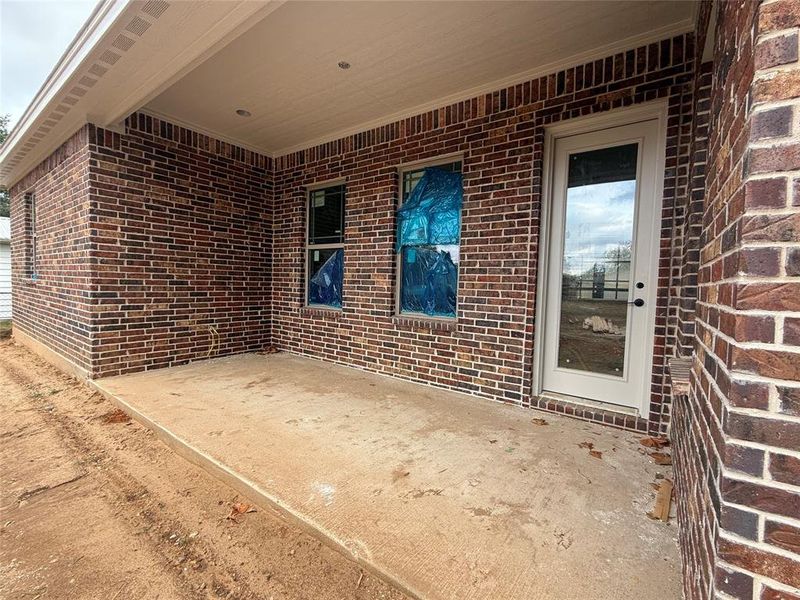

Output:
xmin=0 ymin=114 xmax=9 ymax=217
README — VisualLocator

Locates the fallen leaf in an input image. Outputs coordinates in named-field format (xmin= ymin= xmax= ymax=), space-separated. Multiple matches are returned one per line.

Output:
xmin=640 ymin=436 xmax=670 ymax=449
xmin=578 ymin=441 xmax=594 ymax=450
xmin=531 ymin=418 xmax=549 ymax=426
xmin=589 ymin=450 xmax=603 ymax=459
xmin=226 ymin=502 xmax=257 ymax=521
xmin=649 ymin=452 xmax=672 ymax=466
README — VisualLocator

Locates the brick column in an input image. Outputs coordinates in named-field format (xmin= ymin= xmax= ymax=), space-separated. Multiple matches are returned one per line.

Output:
xmin=713 ymin=0 xmax=800 ymax=597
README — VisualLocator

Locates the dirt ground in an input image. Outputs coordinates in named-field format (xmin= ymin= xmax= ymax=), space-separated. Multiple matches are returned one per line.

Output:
xmin=0 ymin=339 xmax=408 ymax=600
xmin=558 ymin=299 xmax=628 ymax=375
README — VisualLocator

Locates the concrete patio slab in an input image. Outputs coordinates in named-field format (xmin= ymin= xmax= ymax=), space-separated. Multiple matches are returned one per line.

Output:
xmin=93 ymin=352 xmax=681 ymax=600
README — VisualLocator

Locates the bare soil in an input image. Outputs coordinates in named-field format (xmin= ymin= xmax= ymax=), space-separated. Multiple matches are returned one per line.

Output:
xmin=0 ymin=339 xmax=408 ymax=600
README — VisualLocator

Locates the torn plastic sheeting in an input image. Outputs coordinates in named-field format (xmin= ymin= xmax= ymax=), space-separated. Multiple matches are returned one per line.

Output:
xmin=396 ymin=168 xmax=462 ymax=250
xmin=401 ymin=246 xmax=457 ymax=317
xmin=309 ymin=248 xmax=343 ymax=307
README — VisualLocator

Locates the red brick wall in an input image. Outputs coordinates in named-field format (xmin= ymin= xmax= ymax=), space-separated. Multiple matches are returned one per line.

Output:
xmin=673 ymin=0 xmax=800 ymax=597
xmin=669 ymin=58 xmax=712 ymax=360
xmin=271 ymin=34 xmax=695 ymax=433
xmin=9 ymin=127 xmax=94 ymax=373
xmin=10 ymin=35 xmax=699 ymax=434
xmin=87 ymin=115 xmax=273 ymax=376
xmin=9 ymin=6 xmax=797 ymax=596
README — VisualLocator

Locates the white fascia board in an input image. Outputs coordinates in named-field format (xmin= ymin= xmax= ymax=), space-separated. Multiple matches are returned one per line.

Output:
xmin=0 ymin=0 xmax=279 ymax=188
xmin=0 ymin=0 xmax=131 ymax=171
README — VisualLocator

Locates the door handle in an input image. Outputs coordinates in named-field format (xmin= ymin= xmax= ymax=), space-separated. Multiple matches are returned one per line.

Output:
xmin=628 ymin=298 xmax=645 ymax=307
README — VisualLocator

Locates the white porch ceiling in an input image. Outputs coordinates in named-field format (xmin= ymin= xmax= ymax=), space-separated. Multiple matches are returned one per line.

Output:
xmin=146 ymin=0 xmax=694 ymax=156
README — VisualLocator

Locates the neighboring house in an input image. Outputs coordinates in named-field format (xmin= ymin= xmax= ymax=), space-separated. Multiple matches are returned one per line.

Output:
xmin=0 ymin=217 xmax=9 ymax=319
xmin=0 ymin=1 xmax=797 ymax=598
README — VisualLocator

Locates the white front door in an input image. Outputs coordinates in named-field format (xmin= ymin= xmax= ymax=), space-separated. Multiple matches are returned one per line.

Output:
xmin=540 ymin=119 xmax=661 ymax=409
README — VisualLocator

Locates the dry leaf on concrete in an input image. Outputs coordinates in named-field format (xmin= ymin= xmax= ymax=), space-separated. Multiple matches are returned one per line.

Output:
xmin=649 ymin=452 xmax=672 ymax=466
xmin=640 ymin=436 xmax=669 ymax=449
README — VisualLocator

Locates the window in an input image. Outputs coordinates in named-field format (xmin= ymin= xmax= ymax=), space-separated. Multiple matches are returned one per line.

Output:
xmin=396 ymin=159 xmax=463 ymax=318
xmin=306 ymin=184 xmax=345 ymax=308
xmin=28 ymin=193 xmax=37 ymax=281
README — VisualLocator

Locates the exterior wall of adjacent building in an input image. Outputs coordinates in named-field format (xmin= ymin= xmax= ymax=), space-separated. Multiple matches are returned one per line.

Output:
xmin=671 ymin=0 xmax=800 ymax=598
xmin=0 ymin=217 xmax=10 ymax=319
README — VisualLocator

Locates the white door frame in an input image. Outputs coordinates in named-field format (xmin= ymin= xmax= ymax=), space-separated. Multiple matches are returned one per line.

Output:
xmin=532 ymin=100 xmax=668 ymax=417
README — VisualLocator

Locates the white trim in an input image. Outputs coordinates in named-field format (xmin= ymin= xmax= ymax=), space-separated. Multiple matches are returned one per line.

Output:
xmin=305 ymin=177 xmax=348 ymax=192
xmin=397 ymin=152 xmax=464 ymax=171
xmin=532 ymin=100 xmax=669 ymax=418
xmin=0 ymin=0 xmax=129 ymax=166
xmin=271 ymin=19 xmax=693 ymax=157
xmin=132 ymin=109 xmax=268 ymax=156
xmin=0 ymin=1 xmax=283 ymax=188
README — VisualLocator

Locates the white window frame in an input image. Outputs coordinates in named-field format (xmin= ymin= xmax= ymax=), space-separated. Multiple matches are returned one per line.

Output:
xmin=305 ymin=180 xmax=346 ymax=309
xmin=395 ymin=154 xmax=464 ymax=320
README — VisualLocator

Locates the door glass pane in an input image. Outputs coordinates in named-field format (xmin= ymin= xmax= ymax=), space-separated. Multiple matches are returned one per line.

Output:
xmin=557 ymin=143 xmax=638 ymax=377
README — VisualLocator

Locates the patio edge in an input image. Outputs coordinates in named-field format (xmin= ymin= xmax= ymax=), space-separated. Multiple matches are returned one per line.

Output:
xmin=88 ymin=378 xmax=424 ymax=600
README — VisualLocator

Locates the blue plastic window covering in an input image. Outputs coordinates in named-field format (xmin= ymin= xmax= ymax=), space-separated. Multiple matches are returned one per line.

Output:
xmin=400 ymin=245 xmax=458 ymax=317
xmin=396 ymin=168 xmax=463 ymax=251
xmin=308 ymin=248 xmax=343 ymax=308
xmin=396 ymin=167 xmax=462 ymax=318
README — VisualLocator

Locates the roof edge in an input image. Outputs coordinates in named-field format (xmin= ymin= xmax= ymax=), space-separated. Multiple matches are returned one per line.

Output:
xmin=0 ymin=1 xmax=131 ymax=169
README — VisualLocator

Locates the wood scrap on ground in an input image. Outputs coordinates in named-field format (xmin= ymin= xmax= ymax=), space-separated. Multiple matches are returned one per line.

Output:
xmin=647 ymin=480 xmax=674 ymax=522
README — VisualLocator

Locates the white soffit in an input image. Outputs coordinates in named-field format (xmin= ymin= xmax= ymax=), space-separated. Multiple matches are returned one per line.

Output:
xmin=146 ymin=0 xmax=695 ymax=156
xmin=0 ymin=0 xmax=283 ymax=187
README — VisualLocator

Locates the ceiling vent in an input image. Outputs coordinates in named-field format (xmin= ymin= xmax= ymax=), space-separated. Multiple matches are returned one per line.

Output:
xmin=126 ymin=16 xmax=152 ymax=36
xmin=142 ymin=0 xmax=170 ymax=19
